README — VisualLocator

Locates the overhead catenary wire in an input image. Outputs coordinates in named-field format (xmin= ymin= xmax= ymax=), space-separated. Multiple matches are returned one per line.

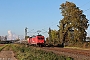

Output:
xmin=84 ymin=8 xmax=90 ymax=12
xmin=29 ymin=1 xmax=90 ymax=36
xmin=78 ymin=1 xmax=90 ymax=12
xmin=48 ymin=1 xmax=90 ymax=29
xmin=37 ymin=1 xmax=90 ymax=33
xmin=80 ymin=1 xmax=90 ymax=8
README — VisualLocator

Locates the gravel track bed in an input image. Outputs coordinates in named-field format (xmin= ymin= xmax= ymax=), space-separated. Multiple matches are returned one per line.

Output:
xmin=40 ymin=47 xmax=90 ymax=60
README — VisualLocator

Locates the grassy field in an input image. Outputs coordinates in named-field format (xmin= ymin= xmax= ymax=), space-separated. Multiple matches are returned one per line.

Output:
xmin=0 ymin=44 xmax=74 ymax=60
xmin=10 ymin=44 xmax=73 ymax=60
xmin=0 ymin=44 xmax=8 ymax=51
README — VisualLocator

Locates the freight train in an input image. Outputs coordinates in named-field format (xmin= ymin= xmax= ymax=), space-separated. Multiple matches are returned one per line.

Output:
xmin=27 ymin=35 xmax=45 ymax=46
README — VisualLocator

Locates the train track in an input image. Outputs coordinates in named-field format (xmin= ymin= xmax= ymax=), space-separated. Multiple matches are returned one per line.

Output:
xmin=18 ymin=41 xmax=90 ymax=60
xmin=38 ymin=47 xmax=90 ymax=60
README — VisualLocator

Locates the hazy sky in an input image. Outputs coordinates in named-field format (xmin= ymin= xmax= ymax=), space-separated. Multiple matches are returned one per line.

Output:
xmin=0 ymin=0 xmax=90 ymax=38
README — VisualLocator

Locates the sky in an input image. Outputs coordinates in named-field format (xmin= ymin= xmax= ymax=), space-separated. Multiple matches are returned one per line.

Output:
xmin=0 ymin=0 xmax=90 ymax=39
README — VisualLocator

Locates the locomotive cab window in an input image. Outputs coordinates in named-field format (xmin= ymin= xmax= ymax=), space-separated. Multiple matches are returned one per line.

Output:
xmin=38 ymin=37 xmax=44 ymax=40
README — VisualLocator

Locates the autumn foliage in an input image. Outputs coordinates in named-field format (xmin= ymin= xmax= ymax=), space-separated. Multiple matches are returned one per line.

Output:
xmin=48 ymin=1 xmax=89 ymax=47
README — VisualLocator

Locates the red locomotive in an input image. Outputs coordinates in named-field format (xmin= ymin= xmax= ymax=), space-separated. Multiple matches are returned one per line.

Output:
xmin=27 ymin=35 xmax=45 ymax=46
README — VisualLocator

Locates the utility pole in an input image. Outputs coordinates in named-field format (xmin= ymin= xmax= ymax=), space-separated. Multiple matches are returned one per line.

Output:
xmin=25 ymin=27 xmax=28 ymax=40
xmin=49 ymin=27 xmax=52 ymax=44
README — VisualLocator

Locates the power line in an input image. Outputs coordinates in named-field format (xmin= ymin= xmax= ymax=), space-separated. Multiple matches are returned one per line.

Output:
xmin=48 ymin=1 xmax=90 ymax=29
xmin=84 ymin=8 xmax=90 ymax=12
xmin=43 ymin=1 xmax=90 ymax=30
xmin=80 ymin=1 xmax=90 ymax=8
xmin=79 ymin=1 xmax=90 ymax=12
xmin=30 ymin=1 xmax=90 ymax=35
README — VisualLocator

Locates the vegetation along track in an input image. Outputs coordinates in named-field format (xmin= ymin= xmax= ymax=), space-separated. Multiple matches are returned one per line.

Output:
xmin=21 ymin=43 xmax=90 ymax=60
xmin=0 ymin=44 xmax=8 ymax=51
xmin=38 ymin=47 xmax=90 ymax=60
xmin=10 ymin=44 xmax=74 ymax=60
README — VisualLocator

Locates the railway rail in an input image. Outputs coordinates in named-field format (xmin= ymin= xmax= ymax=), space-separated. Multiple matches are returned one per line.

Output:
xmin=15 ymin=40 xmax=90 ymax=60
xmin=40 ymin=47 xmax=90 ymax=60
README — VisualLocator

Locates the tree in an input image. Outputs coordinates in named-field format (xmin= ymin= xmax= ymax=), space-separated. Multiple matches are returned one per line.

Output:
xmin=48 ymin=28 xmax=59 ymax=45
xmin=58 ymin=1 xmax=89 ymax=45
xmin=49 ymin=30 xmax=58 ymax=44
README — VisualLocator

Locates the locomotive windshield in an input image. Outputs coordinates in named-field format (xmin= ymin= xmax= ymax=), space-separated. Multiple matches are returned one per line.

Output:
xmin=38 ymin=37 xmax=44 ymax=40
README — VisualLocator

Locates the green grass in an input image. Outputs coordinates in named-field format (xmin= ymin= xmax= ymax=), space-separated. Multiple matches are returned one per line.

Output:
xmin=0 ymin=44 xmax=8 ymax=51
xmin=10 ymin=44 xmax=74 ymax=60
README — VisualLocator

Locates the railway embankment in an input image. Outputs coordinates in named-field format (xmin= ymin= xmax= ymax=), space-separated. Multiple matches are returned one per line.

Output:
xmin=0 ymin=44 xmax=90 ymax=60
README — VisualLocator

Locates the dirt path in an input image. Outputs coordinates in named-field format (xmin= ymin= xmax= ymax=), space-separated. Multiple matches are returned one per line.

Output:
xmin=41 ymin=47 xmax=90 ymax=60
xmin=0 ymin=44 xmax=17 ymax=60
xmin=0 ymin=51 xmax=17 ymax=60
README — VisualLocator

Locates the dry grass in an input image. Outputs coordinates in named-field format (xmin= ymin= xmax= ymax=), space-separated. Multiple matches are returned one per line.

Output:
xmin=65 ymin=47 xmax=90 ymax=50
